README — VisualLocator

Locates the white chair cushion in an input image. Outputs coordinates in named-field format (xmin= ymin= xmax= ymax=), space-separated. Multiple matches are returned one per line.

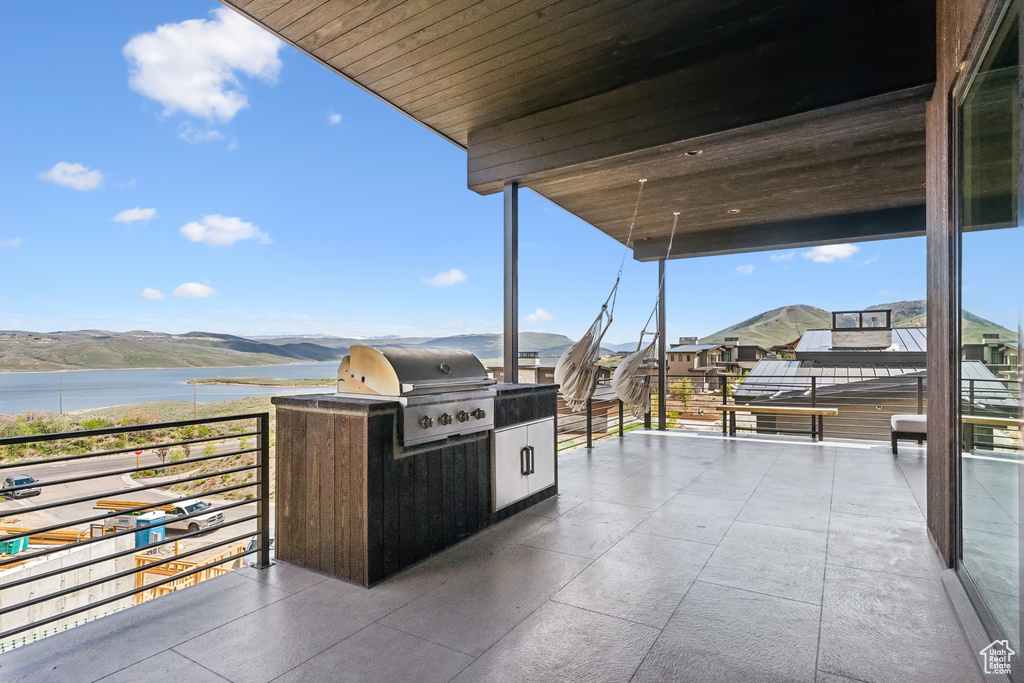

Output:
xmin=891 ymin=414 xmax=927 ymax=433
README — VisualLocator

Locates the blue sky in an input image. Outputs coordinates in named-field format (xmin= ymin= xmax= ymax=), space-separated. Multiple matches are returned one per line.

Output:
xmin=1 ymin=3 xmax=1004 ymax=345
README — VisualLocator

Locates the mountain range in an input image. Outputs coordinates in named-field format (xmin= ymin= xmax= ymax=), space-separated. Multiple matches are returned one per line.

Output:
xmin=698 ymin=300 xmax=1017 ymax=347
xmin=0 ymin=300 xmax=1014 ymax=372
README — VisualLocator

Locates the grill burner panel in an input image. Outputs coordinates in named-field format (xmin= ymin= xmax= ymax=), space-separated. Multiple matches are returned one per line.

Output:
xmin=337 ymin=345 xmax=496 ymax=448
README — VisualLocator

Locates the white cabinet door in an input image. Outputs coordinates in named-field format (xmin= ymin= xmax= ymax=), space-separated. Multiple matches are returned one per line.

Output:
xmin=493 ymin=425 xmax=530 ymax=511
xmin=527 ymin=419 xmax=555 ymax=493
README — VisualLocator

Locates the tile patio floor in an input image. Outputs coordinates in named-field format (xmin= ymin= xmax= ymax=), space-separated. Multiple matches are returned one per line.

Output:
xmin=0 ymin=431 xmax=984 ymax=682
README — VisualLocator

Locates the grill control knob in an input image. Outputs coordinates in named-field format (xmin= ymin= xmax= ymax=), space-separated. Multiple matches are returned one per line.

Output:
xmin=457 ymin=410 xmax=470 ymax=423
xmin=419 ymin=415 xmax=433 ymax=429
xmin=438 ymin=413 xmax=453 ymax=426
xmin=471 ymin=408 xmax=486 ymax=420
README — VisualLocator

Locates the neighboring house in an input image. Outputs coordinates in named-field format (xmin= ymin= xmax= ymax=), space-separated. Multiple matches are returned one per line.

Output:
xmin=962 ymin=333 xmax=1018 ymax=379
xmin=667 ymin=336 xmax=770 ymax=390
xmin=770 ymin=336 xmax=801 ymax=358
xmin=488 ymin=351 xmax=611 ymax=385
xmin=735 ymin=309 xmax=1016 ymax=442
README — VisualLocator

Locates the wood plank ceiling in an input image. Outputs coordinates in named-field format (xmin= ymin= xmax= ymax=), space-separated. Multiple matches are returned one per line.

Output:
xmin=223 ymin=0 xmax=936 ymax=258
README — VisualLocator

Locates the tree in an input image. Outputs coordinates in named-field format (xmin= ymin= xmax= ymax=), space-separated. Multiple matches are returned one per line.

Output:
xmin=668 ymin=378 xmax=694 ymax=408
xmin=156 ymin=446 xmax=170 ymax=466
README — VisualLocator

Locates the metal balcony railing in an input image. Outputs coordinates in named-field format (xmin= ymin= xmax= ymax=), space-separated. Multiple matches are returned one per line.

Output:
xmin=556 ymin=379 xmax=648 ymax=453
xmin=554 ymin=371 xmax=1018 ymax=453
xmin=961 ymin=377 xmax=1022 ymax=454
xmin=721 ymin=373 xmax=929 ymax=441
xmin=0 ymin=413 xmax=272 ymax=648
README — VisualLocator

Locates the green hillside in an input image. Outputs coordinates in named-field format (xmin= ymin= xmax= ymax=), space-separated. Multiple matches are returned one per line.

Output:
xmin=700 ymin=300 xmax=1016 ymax=348
xmin=699 ymin=305 xmax=832 ymax=347
xmin=0 ymin=330 xmax=580 ymax=372
xmin=870 ymin=300 xmax=1017 ymax=344
xmin=0 ymin=330 xmax=342 ymax=372
xmin=3 ymin=301 xmax=1015 ymax=372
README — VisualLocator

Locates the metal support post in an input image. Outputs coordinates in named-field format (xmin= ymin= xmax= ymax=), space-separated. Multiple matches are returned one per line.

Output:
xmin=618 ymin=401 xmax=624 ymax=437
xmin=658 ymin=259 xmax=667 ymax=431
xmin=256 ymin=413 xmax=272 ymax=569
xmin=586 ymin=398 xmax=593 ymax=448
xmin=917 ymin=376 xmax=924 ymax=414
xmin=503 ymin=181 xmax=519 ymax=384
xmin=810 ymin=376 xmax=817 ymax=407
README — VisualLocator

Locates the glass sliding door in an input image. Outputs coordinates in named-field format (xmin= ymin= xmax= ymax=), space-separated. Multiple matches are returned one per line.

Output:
xmin=958 ymin=0 xmax=1022 ymax=656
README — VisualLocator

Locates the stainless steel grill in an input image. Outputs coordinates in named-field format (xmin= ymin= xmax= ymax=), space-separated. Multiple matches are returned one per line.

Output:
xmin=337 ymin=346 xmax=496 ymax=447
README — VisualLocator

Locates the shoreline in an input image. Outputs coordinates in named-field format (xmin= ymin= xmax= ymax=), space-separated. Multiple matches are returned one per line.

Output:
xmin=0 ymin=360 xmax=333 ymax=376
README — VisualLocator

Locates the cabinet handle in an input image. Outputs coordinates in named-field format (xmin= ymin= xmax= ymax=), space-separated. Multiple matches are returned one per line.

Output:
xmin=529 ymin=445 xmax=536 ymax=474
xmin=520 ymin=446 xmax=530 ymax=476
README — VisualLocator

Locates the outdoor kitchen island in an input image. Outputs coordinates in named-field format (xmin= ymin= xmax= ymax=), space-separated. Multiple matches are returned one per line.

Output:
xmin=271 ymin=381 xmax=557 ymax=587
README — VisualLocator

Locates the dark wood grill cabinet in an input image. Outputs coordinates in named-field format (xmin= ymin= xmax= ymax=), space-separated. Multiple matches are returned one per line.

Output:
xmin=272 ymin=346 xmax=557 ymax=586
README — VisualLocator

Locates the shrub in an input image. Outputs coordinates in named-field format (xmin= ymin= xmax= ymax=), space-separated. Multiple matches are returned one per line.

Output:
xmin=80 ymin=418 xmax=114 ymax=431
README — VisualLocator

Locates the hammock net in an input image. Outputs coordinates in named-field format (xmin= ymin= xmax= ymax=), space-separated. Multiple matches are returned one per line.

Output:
xmin=554 ymin=179 xmax=647 ymax=412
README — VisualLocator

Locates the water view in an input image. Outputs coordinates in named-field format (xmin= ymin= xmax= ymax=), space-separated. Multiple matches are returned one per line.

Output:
xmin=0 ymin=362 xmax=338 ymax=414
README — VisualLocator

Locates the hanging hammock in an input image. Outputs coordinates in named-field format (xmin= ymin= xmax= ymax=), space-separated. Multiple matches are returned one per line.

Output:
xmin=555 ymin=179 xmax=647 ymax=411
xmin=613 ymin=212 xmax=679 ymax=419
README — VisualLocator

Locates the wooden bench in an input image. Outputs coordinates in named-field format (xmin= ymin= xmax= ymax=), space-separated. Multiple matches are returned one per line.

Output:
xmin=713 ymin=405 xmax=839 ymax=441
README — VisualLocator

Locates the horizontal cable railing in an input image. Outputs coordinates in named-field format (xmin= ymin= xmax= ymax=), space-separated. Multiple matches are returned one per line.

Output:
xmin=557 ymin=379 xmax=647 ymax=453
xmin=961 ymin=377 xmax=1022 ymax=454
xmin=554 ymin=371 xmax=1019 ymax=451
xmin=0 ymin=413 xmax=271 ymax=649
xmin=720 ymin=374 xmax=929 ymax=441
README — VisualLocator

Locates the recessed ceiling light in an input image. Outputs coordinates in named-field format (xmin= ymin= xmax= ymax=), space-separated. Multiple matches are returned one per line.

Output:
xmin=727 ymin=208 xmax=741 ymax=214
xmin=684 ymin=150 xmax=703 ymax=156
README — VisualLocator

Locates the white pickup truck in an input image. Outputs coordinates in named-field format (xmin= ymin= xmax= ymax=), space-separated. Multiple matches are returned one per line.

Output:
xmin=166 ymin=499 xmax=225 ymax=532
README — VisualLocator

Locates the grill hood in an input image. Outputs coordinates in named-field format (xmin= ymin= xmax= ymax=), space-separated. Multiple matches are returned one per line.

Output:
xmin=337 ymin=345 xmax=495 ymax=397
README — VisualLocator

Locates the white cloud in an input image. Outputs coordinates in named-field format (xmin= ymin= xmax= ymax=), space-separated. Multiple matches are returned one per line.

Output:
xmin=857 ymin=256 xmax=880 ymax=267
xmin=180 ymin=214 xmax=271 ymax=247
xmin=140 ymin=287 xmax=165 ymax=300
xmin=523 ymin=308 xmax=554 ymax=325
xmin=178 ymin=124 xmax=226 ymax=144
xmin=736 ymin=264 xmax=755 ymax=275
xmin=124 ymin=7 xmax=283 ymax=123
xmin=39 ymin=162 xmax=104 ymax=191
xmin=327 ymin=111 xmax=342 ymax=125
xmin=113 ymin=207 xmax=157 ymax=225
xmin=0 ymin=238 xmax=22 ymax=248
xmin=422 ymin=269 xmax=467 ymax=287
xmin=770 ymin=252 xmax=795 ymax=261
xmin=802 ymin=243 xmax=860 ymax=263
xmin=173 ymin=282 xmax=216 ymax=298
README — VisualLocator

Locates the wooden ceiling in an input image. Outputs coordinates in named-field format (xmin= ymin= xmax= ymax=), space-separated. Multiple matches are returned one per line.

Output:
xmin=223 ymin=0 xmax=936 ymax=258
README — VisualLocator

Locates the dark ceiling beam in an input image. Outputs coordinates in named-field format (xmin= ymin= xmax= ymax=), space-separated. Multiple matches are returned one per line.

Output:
xmin=466 ymin=1 xmax=935 ymax=194
xmin=630 ymin=206 xmax=927 ymax=261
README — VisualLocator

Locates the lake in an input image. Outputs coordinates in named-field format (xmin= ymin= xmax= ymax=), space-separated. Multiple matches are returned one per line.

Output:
xmin=0 ymin=362 xmax=339 ymax=414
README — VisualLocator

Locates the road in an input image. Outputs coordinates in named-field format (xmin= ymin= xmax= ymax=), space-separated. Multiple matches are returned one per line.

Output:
xmin=0 ymin=446 xmax=273 ymax=547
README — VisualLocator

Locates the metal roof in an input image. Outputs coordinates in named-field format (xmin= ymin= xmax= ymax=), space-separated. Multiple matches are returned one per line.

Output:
xmin=735 ymin=358 xmax=1017 ymax=410
xmin=795 ymin=327 xmax=928 ymax=354
xmin=735 ymin=360 xmax=925 ymax=397
xmin=669 ymin=344 xmax=719 ymax=352
xmin=961 ymin=361 xmax=1019 ymax=410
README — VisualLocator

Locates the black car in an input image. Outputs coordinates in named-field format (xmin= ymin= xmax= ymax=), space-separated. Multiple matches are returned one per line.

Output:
xmin=1 ymin=475 xmax=42 ymax=498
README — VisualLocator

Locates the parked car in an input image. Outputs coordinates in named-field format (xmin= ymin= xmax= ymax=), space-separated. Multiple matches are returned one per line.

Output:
xmin=242 ymin=533 xmax=275 ymax=566
xmin=1 ymin=474 xmax=42 ymax=498
xmin=165 ymin=499 xmax=225 ymax=532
